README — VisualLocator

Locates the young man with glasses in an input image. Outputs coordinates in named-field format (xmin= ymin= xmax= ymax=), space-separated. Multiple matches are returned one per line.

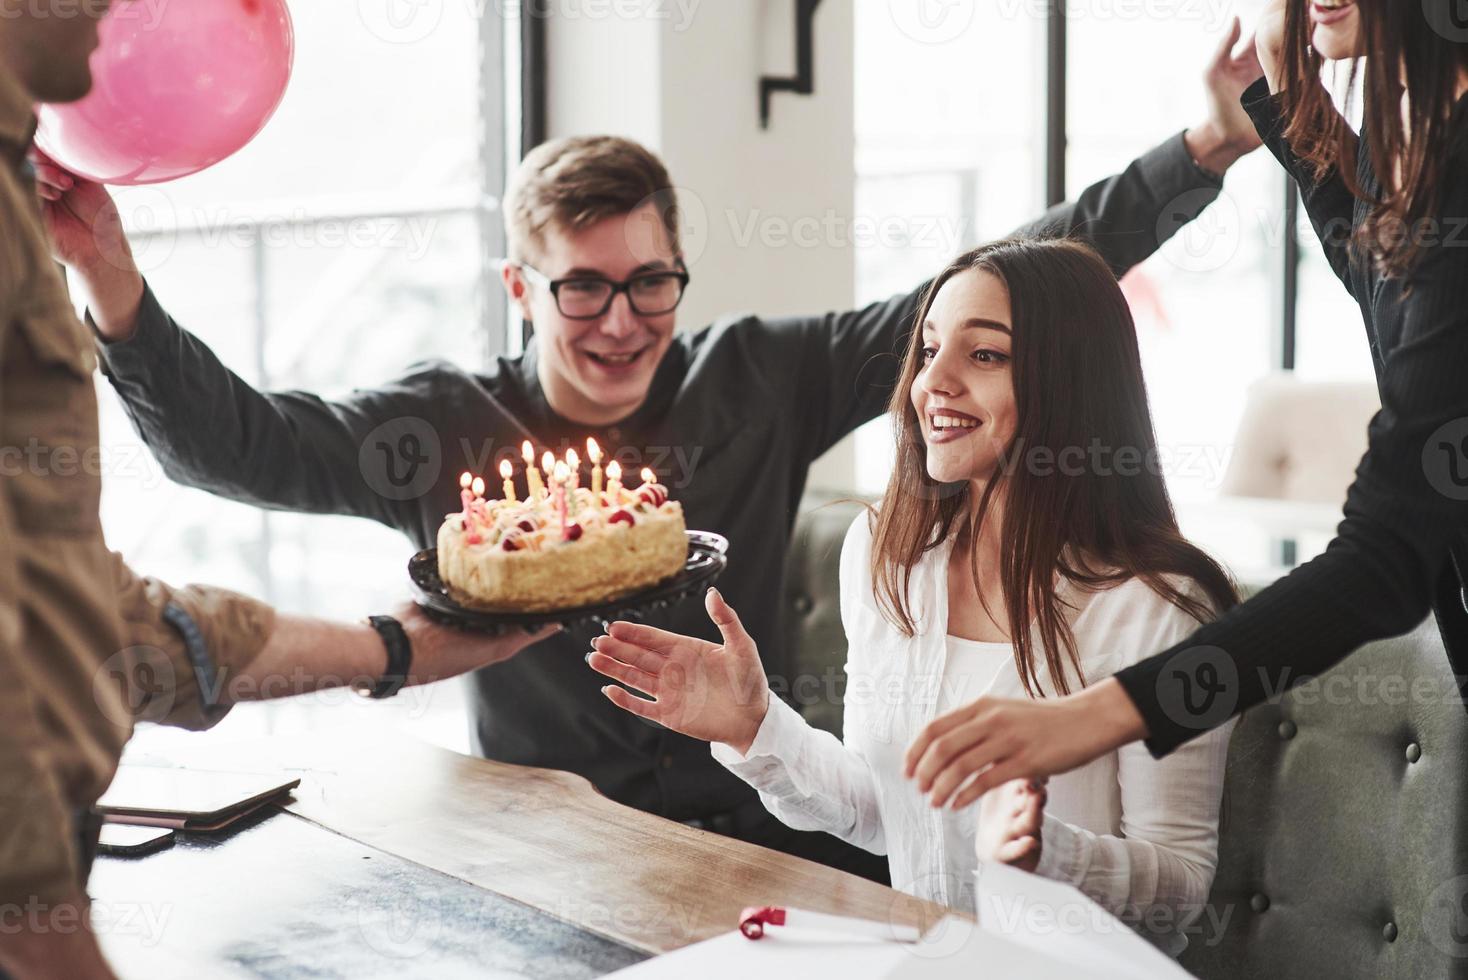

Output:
xmin=41 ymin=36 xmax=1264 ymax=881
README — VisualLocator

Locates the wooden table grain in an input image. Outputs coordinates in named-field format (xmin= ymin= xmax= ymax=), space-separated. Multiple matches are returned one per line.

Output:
xmin=137 ymin=729 xmax=949 ymax=957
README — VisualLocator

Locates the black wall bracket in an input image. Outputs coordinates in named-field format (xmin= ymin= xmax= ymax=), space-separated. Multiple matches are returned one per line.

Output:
xmin=759 ymin=0 xmax=823 ymax=129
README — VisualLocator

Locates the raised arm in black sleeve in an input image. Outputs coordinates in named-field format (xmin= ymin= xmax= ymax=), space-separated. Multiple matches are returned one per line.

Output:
xmin=1240 ymin=76 xmax=1358 ymax=296
xmin=779 ymin=131 xmax=1227 ymax=465
xmin=1113 ymin=131 xmax=1468 ymax=756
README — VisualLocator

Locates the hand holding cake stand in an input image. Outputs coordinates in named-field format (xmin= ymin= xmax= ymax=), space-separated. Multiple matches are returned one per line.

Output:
xmin=410 ymin=441 xmax=728 ymax=634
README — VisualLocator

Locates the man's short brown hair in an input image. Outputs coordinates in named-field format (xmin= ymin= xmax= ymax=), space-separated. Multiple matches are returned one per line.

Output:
xmin=503 ymin=135 xmax=681 ymax=263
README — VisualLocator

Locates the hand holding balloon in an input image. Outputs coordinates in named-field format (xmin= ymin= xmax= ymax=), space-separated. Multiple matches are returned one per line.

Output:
xmin=31 ymin=149 xmax=142 ymax=341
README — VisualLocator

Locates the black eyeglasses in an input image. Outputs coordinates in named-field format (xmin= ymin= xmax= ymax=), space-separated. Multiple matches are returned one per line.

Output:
xmin=516 ymin=263 xmax=691 ymax=320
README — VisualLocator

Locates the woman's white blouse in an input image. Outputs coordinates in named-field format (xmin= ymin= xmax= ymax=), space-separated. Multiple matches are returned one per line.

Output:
xmin=710 ymin=513 xmax=1234 ymax=953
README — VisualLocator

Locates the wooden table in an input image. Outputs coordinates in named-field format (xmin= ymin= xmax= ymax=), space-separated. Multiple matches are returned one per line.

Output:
xmin=96 ymin=730 xmax=946 ymax=976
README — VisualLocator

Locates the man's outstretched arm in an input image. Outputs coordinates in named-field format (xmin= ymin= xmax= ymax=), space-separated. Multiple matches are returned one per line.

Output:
xmin=33 ymin=154 xmax=462 ymax=533
xmin=777 ymin=20 xmax=1265 ymax=465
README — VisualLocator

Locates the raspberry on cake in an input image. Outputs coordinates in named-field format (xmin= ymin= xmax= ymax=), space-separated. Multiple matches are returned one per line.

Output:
xmin=437 ymin=445 xmax=688 ymax=612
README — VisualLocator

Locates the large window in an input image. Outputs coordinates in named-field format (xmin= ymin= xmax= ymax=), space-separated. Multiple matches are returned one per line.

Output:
xmin=853 ymin=1 xmax=1365 ymax=576
xmin=98 ymin=5 xmax=518 ymax=748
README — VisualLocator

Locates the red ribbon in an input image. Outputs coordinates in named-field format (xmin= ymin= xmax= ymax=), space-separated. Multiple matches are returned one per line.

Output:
xmin=738 ymin=906 xmax=787 ymax=940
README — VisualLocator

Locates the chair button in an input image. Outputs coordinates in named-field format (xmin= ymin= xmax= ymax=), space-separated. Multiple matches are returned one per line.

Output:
xmin=1405 ymin=742 xmax=1422 ymax=764
xmin=1383 ymin=921 xmax=1398 ymax=943
xmin=1277 ymin=721 xmax=1297 ymax=741
xmin=1250 ymin=894 xmax=1270 ymax=913
xmin=792 ymin=594 xmax=813 ymax=614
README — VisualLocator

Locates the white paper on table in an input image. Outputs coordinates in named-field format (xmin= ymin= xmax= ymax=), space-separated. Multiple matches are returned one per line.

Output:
xmin=605 ymin=918 xmax=1115 ymax=980
xmin=972 ymin=862 xmax=1195 ymax=980
xmin=603 ymin=928 xmax=912 ymax=980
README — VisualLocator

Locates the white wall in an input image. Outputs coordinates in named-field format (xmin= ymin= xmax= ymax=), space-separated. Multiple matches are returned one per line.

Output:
xmin=545 ymin=0 xmax=858 ymax=490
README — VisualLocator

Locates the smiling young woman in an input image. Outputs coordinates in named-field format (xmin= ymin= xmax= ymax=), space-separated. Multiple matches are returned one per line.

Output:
xmin=588 ymin=237 xmax=1241 ymax=954
xmin=900 ymin=0 xmax=1468 ymax=813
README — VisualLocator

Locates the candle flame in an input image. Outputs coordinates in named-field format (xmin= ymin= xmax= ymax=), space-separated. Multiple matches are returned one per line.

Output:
xmin=641 ymin=467 xmax=656 ymax=486
xmin=553 ymin=461 xmax=569 ymax=480
xmin=521 ymin=440 xmax=534 ymax=464
xmin=566 ymin=447 xmax=579 ymax=469
xmin=587 ymin=437 xmax=601 ymax=463
xmin=542 ymin=450 xmax=555 ymax=473
xmin=499 ymin=459 xmax=513 ymax=478
xmin=460 ymin=471 xmax=472 ymax=489
xmin=471 ymin=477 xmax=486 ymax=497
xmin=606 ymin=460 xmax=622 ymax=481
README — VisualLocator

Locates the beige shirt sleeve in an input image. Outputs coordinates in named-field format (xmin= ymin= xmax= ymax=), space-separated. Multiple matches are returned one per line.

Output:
xmin=107 ymin=551 xmax=277 ymax=730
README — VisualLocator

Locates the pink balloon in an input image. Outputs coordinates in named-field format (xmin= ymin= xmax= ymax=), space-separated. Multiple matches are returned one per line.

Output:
xmin=35 ymin=0 xmax=294 ymax=186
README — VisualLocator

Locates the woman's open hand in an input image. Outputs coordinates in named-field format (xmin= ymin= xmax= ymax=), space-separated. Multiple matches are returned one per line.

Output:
xmin=905 ymin=678 xmax=1148 ymax=809
xmin=588 ymin=588 xmax=770 ymax=753
xmin=975 ymin=779 xmax=1047 ymax=873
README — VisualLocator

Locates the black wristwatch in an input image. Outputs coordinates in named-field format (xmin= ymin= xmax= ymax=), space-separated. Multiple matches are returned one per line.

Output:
xmin=360 ymin=614 xmax=412 ymax=699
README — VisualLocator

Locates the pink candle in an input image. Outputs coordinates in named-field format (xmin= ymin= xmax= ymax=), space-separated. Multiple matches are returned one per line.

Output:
xmin=552 ymin=461 xmax=569 ymax=537
xmin=471 ymin=476 xmax=486 ymax=522
xmin=459 ymin=471 xmax=473 ymax=515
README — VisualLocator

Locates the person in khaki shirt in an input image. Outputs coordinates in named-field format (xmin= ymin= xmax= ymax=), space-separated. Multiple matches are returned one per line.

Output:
xmin=0 ymin=9 xmax=557 ymax=979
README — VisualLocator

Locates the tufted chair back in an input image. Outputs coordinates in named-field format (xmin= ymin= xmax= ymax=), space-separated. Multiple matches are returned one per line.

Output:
xmin=782 ymin=497 xmax=1468 ymax=979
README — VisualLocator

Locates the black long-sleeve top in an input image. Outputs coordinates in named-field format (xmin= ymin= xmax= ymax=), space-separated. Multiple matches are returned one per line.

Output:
xmin=1116 ymin=78 xmax=1468 ymax=756
xmin=98 ymin=135 xmax=1220 ymax=818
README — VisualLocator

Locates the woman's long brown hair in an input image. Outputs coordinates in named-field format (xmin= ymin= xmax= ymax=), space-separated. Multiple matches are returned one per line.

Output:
xmin=869 ymin=239 xmax=1238 ymax=697
xmin=1279 ymin=0 xmax=1468 ymax=278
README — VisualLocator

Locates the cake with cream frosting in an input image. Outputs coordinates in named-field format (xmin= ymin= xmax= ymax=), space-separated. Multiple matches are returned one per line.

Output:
xmin=436 ymin=457 xmax=687 ymax=613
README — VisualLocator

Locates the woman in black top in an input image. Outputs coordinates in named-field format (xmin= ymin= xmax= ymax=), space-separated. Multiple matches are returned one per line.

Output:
xmin=905 ymin=0 xmax=1468 ymax=808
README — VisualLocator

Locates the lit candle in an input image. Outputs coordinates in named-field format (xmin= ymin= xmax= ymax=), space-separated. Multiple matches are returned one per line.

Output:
xmin=641 ymin=467 xmax=656 ymax=488
xmin=459 ymin=471 xmax=473 ymax=514
xmin=541 ymin=450 xmax=555 ymax=499
xmin=587 ymin=438 xmax=603 ymax=499
xmin=500 ymin=459 xmax=516 ymax=503
xmin=566 ymin=447 xmax=580 ymax=491
xmin=606 ymin=460 xmax=622 ymax=506
xmin=552 ymin=461 xmax=569 ymax=536
xmin=471 ymin=476 xmax=486 ymax=520
xmin=522 ymin=441 xmax=543 ymax=499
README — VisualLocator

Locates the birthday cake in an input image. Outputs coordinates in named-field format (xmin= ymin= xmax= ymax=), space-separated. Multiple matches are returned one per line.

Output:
xmin=436 ymin=443 xmax=688 ymax=613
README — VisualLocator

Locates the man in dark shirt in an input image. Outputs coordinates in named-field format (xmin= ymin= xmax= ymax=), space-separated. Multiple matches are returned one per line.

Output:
xmin=37 ymin=42 xmax=1263 ymax=880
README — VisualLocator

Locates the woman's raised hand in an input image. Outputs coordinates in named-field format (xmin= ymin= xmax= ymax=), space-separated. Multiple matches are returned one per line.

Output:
xmin=1256 ymin=0 xmax=1288 ymax=93
xmin=589 ymin=588 xmax=770 ymax=753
